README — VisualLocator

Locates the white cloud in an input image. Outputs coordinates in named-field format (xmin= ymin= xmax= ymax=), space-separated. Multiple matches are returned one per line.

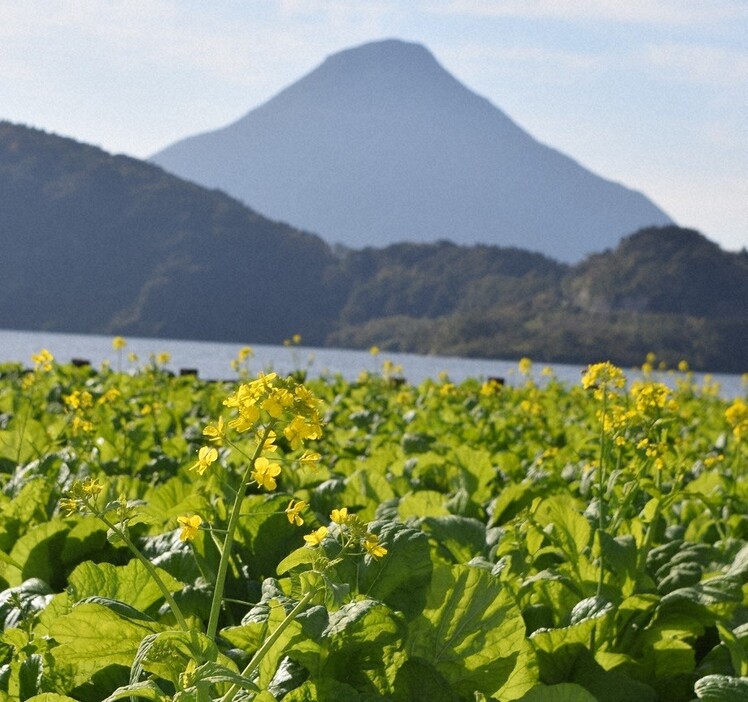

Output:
xmin=426 ymin=0 xmax=748 ymax=25
xmin=639 ymin=43 xmax=748 ymax=86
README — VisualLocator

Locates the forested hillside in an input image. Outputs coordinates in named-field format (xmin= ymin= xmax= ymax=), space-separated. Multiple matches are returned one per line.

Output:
xmin=1 ymin=122 xmax=745 ymax=372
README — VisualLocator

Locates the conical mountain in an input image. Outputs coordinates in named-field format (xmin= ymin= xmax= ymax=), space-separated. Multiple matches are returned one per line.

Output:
xmin=151 ymin=39 xmax=673 ymax=262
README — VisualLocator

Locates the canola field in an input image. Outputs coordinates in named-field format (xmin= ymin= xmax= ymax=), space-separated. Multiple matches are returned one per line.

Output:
xmin=0 ymin=346 xmax=746 ymax=702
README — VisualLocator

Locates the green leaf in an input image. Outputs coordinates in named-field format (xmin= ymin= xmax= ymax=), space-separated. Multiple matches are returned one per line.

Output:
xmin=101 ymin=680 xmax=171 ymax=701
xmin=67 ymin=558 xmax=183 ymax=613
xmin=19 ymin=653 xmax=43 ymax=700
xmin=276 ymin=547 xmax=317 ymax=575
xmin=60 ymin=517 xmax=108 ymax=565
xmin=407 ymin=564 xmax=537 ymax=699
xmin=391 ymin=658 xmax=460 ymax=702
xmin=420 ymin=515 xmax=487 ymax=564
xmin=4 ymin=519 xmax=70 ymax=588
xmin=322 ymin=600 xmax=405 ymax=693
xmin=516 ymin=683 xmax=599 ymax=702
xmin=48 ymin=603 xmax=162 ymax=687
xmin=281 ymin=678 xmax=363 ymax=701
xmin=235 ymin=494 xmax=308 ymax=580
xmin=397 ymin=491 xmax=450 ymax=519
xmin=25 ymin=695 xmax=80 ymax=702
xmin=695 ymin=675 xmax=748 ymax=701
xmin=357 ymin=521 xmax=432 ymax=620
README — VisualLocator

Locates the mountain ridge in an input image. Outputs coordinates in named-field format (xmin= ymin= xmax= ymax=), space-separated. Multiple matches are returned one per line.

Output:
xmin=151 ymin=38 xmax=673 ymax=262
xmin=1 ymin=120 xmax=744 ymax=372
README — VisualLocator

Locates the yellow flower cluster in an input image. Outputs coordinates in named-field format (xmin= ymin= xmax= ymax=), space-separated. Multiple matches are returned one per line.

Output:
xmin=725 ymin=398 xmax=747 ymax=440
xmin=31 ymin=348 xmax=54 ymax=372
xmin=582 ymin=362 xmax=626 ymax=400
xmin=630 ymin=381 xmax=677 ymax=416
xmin=191 ymin=372 xmax=323 ymax=493
xmin=59 ymin=477 xmax=104 ymax=515
xmin=518 ymin=357 xmax=532 ymax=375
xmin=63 ymin=389 xmax=97 ymax=436
xmin=301 ymin=507 xmax=388 ymax=559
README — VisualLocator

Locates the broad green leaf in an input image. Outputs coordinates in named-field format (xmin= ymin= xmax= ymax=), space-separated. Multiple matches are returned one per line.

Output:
xmin=390 ymin=658 xmax=460 ymax=702
xmin=235 ymin=494 xmax=308 ymax=580
xmin=695 ymin=675 xmax=748 ymax=701
xmin=420 ymin=515 xmax=487 ymax=564
xmin=407 ymin=564 xmax=537 ymax=699
xmin=397 ymin=490 xmax=450 ymax=519
xmin=67 ymin=559 xmax=183 ymax=613
xmin=357 ymin=521 xmax=432 ymax=620
xmin=533 ymin=495 xmax=592 ymax=564
xmin=276 ymin=547 xmax=317 ymax=575
xmin=141 ymin=477 xmax=209 ymax=530
xmin=322 ymin=600 xmax=405 ymax=693
xmin=25 ymin=695 xmax=80 ymax=702
xmin=717 ymin=622 xmax=748 ymax=677
xmin=4 ymin=519 xmax=70 ymax=588
xmin=517 ymin=683 xmax=599 ymax=702
xmin=48 ymin=603 xmax=162 ymax=687
xmin=101 ymin=680 xmax=171 ymax=701
xmin=281 ymin=678 xmax=362 ymax=701
xmin=60 ymin=517 xmax=108 ymax=565
xmin=449 ymin=445 xmax=496 ymax=503
xmin=342 ymin=468 xmax=396 ymax=521
xmin=258 ymin=600 xmax=321 ymax=689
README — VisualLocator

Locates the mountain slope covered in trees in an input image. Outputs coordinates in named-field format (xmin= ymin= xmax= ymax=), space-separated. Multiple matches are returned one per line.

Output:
xmin=1 ymin=122 xmax=745 ymax=372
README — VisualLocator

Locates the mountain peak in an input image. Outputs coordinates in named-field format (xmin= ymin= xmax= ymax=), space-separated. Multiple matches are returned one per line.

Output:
xmin=151 ymin=39 xmax=672 ymax=262
xmin=325 ymin=38 xmax=435 ymax=64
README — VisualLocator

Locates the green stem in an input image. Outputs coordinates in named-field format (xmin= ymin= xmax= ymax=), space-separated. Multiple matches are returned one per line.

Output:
xmin=206 ymin=426 xmax=272 ymax=640
xmin=99 ymin=513 xmax=189 ymax=631
xmin=220 ymin=588 xmax=317 ymax=702
xmin=597 ymin=386 xmax=608 ymax=598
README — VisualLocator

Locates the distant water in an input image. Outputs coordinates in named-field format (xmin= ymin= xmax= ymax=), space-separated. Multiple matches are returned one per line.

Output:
xmin=0 ymin=328 xmax=744 ymax=398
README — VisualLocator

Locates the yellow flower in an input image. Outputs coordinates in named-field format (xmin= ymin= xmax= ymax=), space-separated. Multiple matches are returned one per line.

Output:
xmin=191 ymin=446 xmax=218 ymax=475
xmin=299 ymin=450 xmax=321 ymax=467
xmin=285 ymin=499 xmax=306 ymax=526
xmin=252 ymin=456 xmax=282 ymax=491
xmin=331 ymin=507 xmax=349 ymax=524
xmin=518 ymin=357 xmax=532 ymax=375
xmin=72 ymin=415 xmax=94 ymax=435
xmin=363 ymin=533 xmax=387 ymax=559
xmin=156 ymin=352 xmax=171 ymax=365
xmin=677 ymin=360 xmax=689 ymax=373
xmin=228 ymin=404 xmax=260 ymax=433
xmin=202 ymin=417 xmax=225 ymax=443
xmin=726 ymin=399 xmax=748 ymax=440
xmin=304 ymin=526 xmax=328 ymax=547
xmin=81 ymin=477 xmax=103 ymax=498
xmin=59 ymin=497 xmax=79 ymax=515
xmin=112 ymin=336 xmax=127 ymax=350
xmin=582 ymin=362 xmax=626 ymax=398
xmin=370 ymin=346 xmax=380 ymax=356
xmin=284 ymin=415 xmax=321 ymax=450
xmin=31 ymin=348 xmax=54 ymax=372
xmin=177 ymin=514 xmax=203 ymax=542
xmin=262 ymin=388 xmax=293 ymax=419
xmin=238 ymin=346 xmax=253 ymax=361
xmin=292 ymin=334 xmax=302 ymax=345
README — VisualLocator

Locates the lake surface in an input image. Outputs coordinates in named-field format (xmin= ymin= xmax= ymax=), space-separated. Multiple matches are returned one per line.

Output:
xmin=0 ymin=328 xmax=744 ymax=398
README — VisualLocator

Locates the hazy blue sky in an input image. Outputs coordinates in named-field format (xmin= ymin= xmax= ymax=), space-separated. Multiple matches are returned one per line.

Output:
xmin=1 ymin=0 xmax=746 ymax=250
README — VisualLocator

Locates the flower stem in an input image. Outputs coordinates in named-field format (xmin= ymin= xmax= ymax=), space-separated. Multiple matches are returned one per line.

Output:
xmin=219 ymin=588 xmax=317 ymax=702
xmin=99 ymin=513 xmax=189 ymax=631
xmin=206 ymin=426 xmax=272 ymax=640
